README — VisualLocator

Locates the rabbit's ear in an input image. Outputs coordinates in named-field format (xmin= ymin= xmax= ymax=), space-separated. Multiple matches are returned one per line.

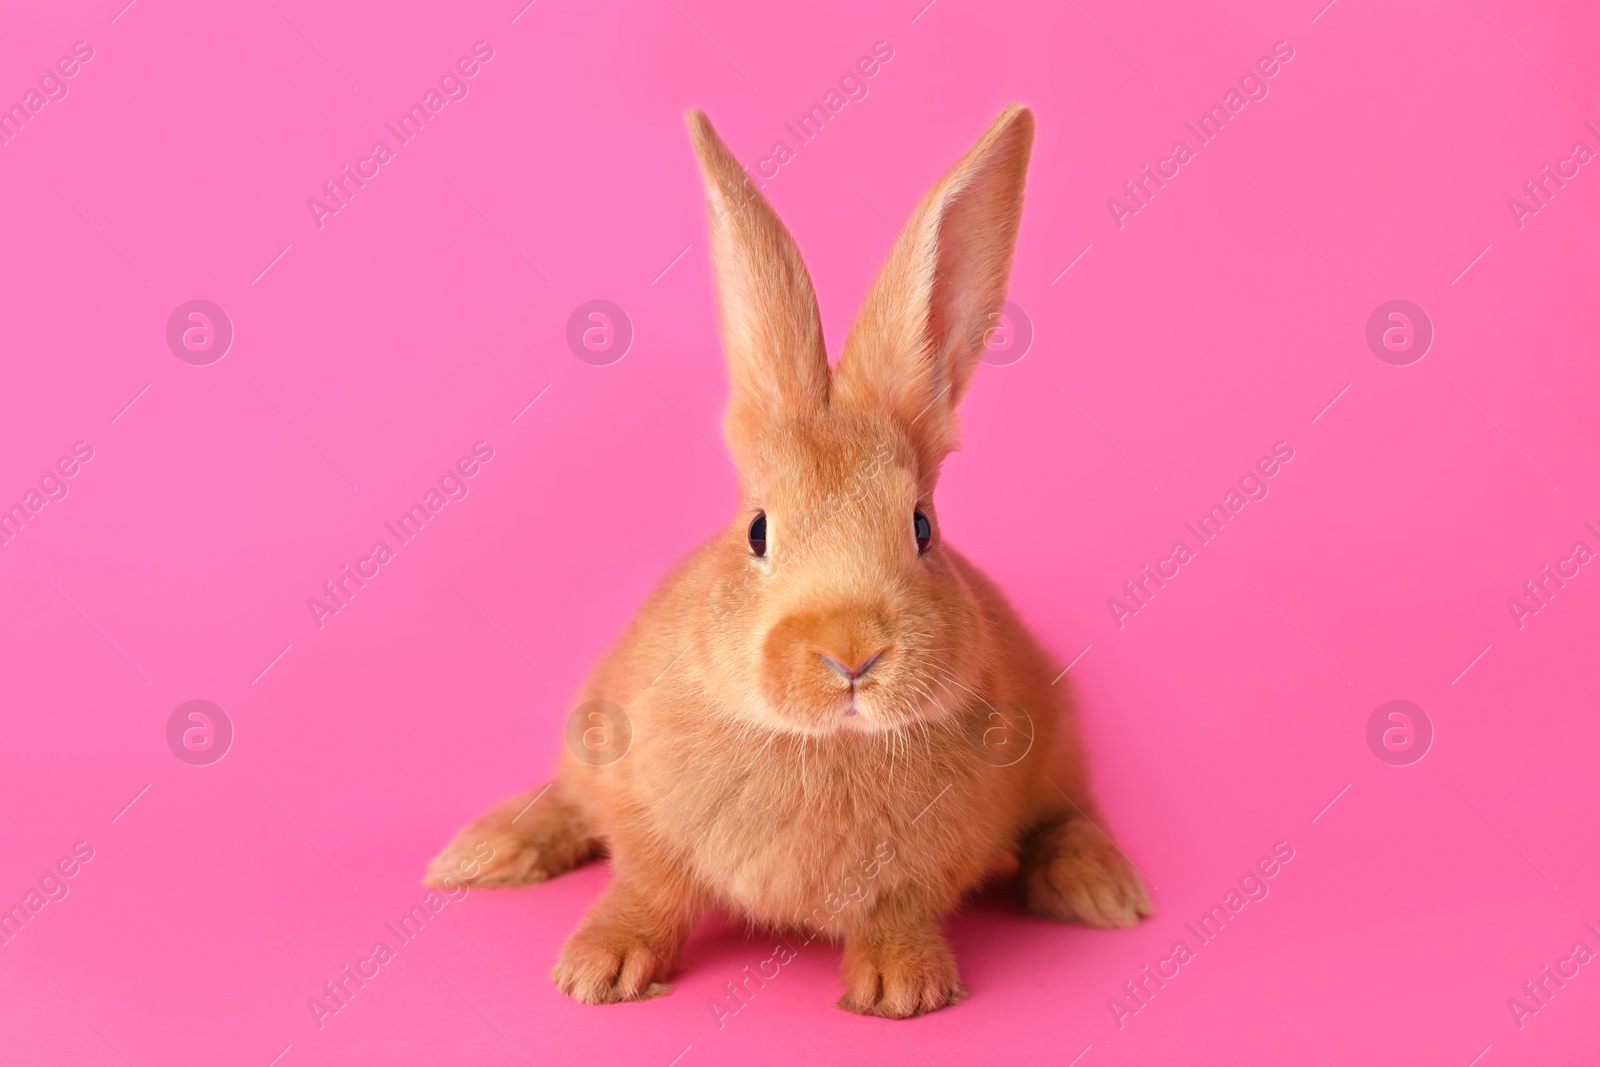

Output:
xmin=687 ymin=110 xmax=830 ymax=468
xmin=834 ymin=105 xmax=1034 ymax=481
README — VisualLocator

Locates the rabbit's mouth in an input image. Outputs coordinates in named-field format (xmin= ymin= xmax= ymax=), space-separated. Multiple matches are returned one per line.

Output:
xmin=837 ymin=699 xmax=873 ymax=731
xmin=832 ymin=683 xmax=924 ymax=734
xmin=759 ymin=607 xmax=977 ymax=735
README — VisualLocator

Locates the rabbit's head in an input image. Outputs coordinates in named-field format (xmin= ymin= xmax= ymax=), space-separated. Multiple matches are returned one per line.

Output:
xmin=686 ymin=105 xmax=1034 ymax=739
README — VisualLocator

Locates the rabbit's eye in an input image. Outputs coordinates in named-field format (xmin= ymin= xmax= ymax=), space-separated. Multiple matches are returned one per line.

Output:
xmin=914 ymin=509 xmax=932 ymax=554
xmin=748 ymin=512 xmax=767 ymax=557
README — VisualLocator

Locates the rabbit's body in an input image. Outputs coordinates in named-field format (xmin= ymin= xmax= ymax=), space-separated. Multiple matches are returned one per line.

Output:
xmin=427 ymin=104 xmax=1150 ymax=1017
xmin=567 ymin=538 xmax=1066 ymax=934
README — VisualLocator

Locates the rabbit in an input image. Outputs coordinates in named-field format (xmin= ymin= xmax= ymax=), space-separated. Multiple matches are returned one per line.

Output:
xmin=424 ymin=103 xmax=1151 ymax=1018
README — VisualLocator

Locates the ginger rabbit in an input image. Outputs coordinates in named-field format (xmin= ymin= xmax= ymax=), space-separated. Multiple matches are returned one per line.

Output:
xmin=426 ymin=104 xmax=1150 ymax=1018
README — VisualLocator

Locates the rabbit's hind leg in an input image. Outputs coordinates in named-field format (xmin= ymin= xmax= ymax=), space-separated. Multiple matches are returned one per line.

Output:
xmin=424 ymin=779 xmax=602 ymax=888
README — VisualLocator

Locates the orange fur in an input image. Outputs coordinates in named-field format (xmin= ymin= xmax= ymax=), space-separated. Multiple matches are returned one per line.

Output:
xmin=426 ymin=104 xmax=1151 ymax=1017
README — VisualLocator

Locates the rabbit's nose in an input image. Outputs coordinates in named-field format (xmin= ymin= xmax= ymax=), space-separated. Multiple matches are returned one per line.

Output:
xmin=819 ymin=649 xmax=886 ymax=682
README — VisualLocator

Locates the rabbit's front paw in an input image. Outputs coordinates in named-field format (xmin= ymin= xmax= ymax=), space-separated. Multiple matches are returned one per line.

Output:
xmin=1021 ymin=816 xmax=1152 ymax=929
xmin=838 ymin=932 xmax=968 ymax=1018
xmin=551 ymin=922 xmax=674 ymax=1004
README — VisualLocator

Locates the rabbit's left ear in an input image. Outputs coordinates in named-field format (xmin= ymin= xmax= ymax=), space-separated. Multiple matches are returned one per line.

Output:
xmin=687 ymin=110 xmax=830 ymax=471
xmin=834 ymin=105 xmax=1034 ymax=482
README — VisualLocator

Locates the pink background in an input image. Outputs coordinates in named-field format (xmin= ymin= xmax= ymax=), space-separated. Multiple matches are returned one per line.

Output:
xmin=2 ymin=0 xmax=1599 ymax=1063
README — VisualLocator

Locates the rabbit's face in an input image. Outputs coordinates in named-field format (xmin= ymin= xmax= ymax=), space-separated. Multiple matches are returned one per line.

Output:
xmin=684 ymin=103 xmax=1033 ymax=738
xmin=715 ymin=411 xmax=985 ymax=738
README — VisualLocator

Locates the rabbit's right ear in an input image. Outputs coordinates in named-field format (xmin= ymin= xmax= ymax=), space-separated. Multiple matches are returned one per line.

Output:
xmin=687 ymin=110 xmax=830 ymax=471
xmin=833 ymin=105 xmax=1034 ymax=486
